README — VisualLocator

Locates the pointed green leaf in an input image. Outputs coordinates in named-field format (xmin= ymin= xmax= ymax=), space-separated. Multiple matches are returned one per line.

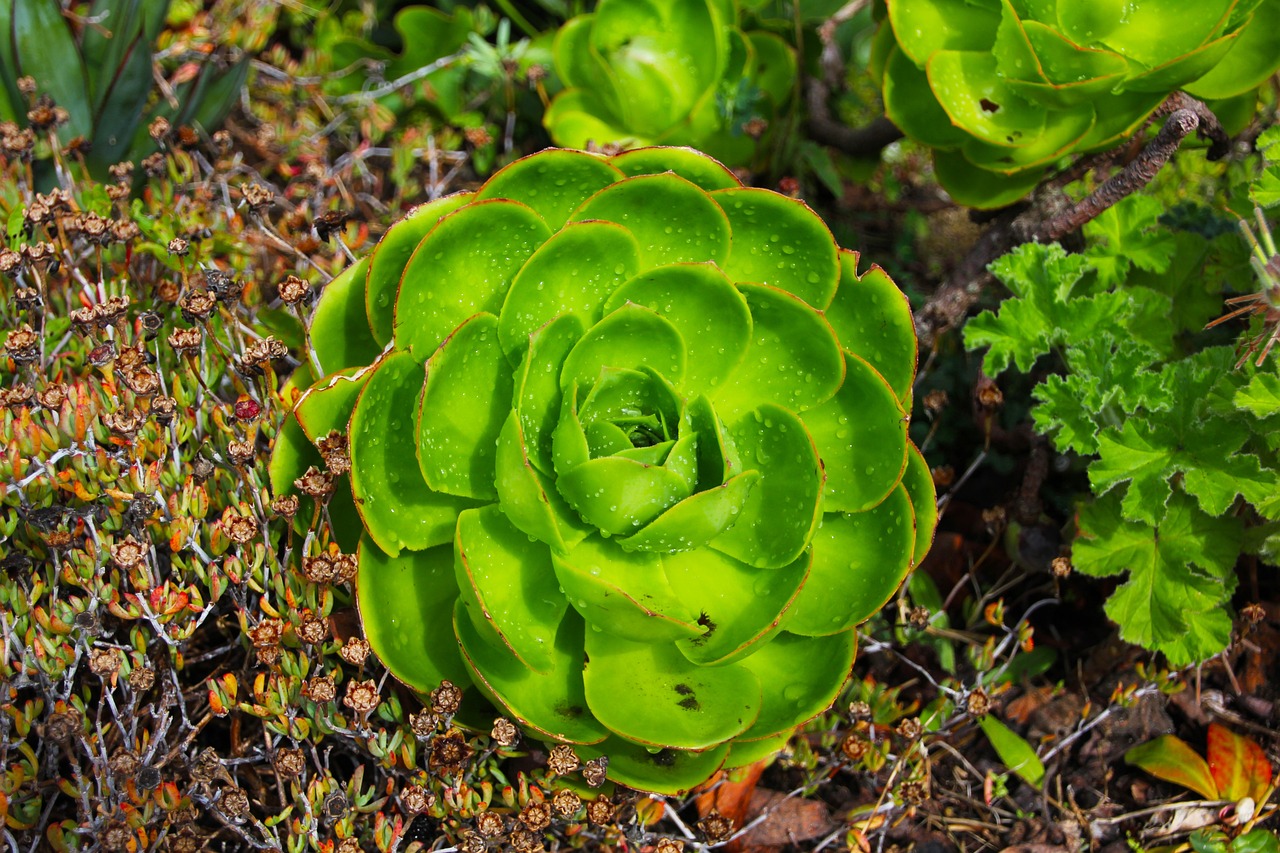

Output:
xmin=1125 ymin=734 xmax=1219 ymax=800
xmin=979 ymin=715 xmax=1045 ymax=787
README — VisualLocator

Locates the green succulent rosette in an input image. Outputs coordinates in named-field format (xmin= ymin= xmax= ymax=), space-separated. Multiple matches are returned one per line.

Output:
xmin=270 ymin=147 xmax=936 ymax=794
xmin=544 ymin=0 xmax=795 ymax=168
xmin=874 ymin=0 xmax=1280 ymax=207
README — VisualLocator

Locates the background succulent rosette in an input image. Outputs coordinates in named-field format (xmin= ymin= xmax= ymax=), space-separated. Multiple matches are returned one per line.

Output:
xmin=271 ymin=147 xmax=936 ymax=794
xmin=873 ymin=0 xmax=1280 ymax=207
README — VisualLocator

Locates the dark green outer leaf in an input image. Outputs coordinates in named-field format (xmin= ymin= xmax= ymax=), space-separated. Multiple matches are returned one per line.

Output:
xmin=12 ymin=0 xmax=92 ymax=139
xmin=309 ymin=257 xmax=380 ymax=376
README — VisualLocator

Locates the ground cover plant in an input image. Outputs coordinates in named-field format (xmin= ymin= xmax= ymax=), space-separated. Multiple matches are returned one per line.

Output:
xmin=0 ymin=0 xmax=1278 ymax=851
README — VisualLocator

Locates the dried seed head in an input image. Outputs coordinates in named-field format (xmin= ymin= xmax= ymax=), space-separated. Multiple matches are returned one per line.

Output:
xmin=900 ymin=779 xmax=927 ymax=804
xmin=490 ymin=717 xmax=519 ymax=748
xmin=44 ymin=709 xmax=82 ymax=743
xmin=80 ymin=211 xmax=111 ymax=244
xmin=274 ymin=747 xmax=306 ymax=777
xmin=211 ymin=130 xmax=232 ymax=154
xmin=581 ymin=755 xmax=609 ymax=788
xmin=966 ymin=688 xmax=991 ymax=718
xmin=243 ymin=336 xmax=287 ymax=366
xmin=697 ymin=809 xmax=733 ymax=842
xmin=519 ymin=801 xmax=552 ymax=832
xmin=109 ymin=161 xmax=135 ymax=180
xmin=220 ymin=786 xmax=251 ymax=819
xmin=655 ymin=839 xmax=685 ymax=853
xmin=242 ymin=182 xmax=274 ymax=211
xmin=0 ymin=248 xmax=22 ymax=274
xmin=250 ymin=618 xmax=284 ymax=648
xmin=551 ymin=788 xmax=581 ymax=817
xmin=259 ymin=639 xmax=283 ymax=663
xmin=475 ymin=809 xmax=506 ymax=837
xmin=1 ymin=383 xmax=33 ymax=408
xmin=975 ymin=375 xmax=1003 ymax=410
xmin=464 ymin=126 xmax=493 ymax=147
xmin=98 ymin=821 xmax=134 ymax=852
xmin=178 ymin=290 xmax=216 ymax=323
xmin=323 ymin=793 xmax=350 ymax=819
xmin=896 ymin=717 xmax=922 ymax=740
xmin=339 ymin=637 xmax=371 ymax=666
xmin=428 ymin=728 xmax=473 ymax=772
xmin=109 ymin=748 xmax=141 ymax=777
xmin=168 ymin=326 xmax=203 ymax=353
xmin=27 ymin=95 xmax=68 ymax=131
xmin=546 ymin=744 xmax=580 ymax=776
xmin=343 ymin=679 xmax=380 ymax=715
xmin=302 ymin=675 xmax=336 ymax=703
xmin=981 ymin=506 xmax=1007 ymax=529
xmin=510 ymin=829 xmax=544 ymax=853
xmin=20 ymin=241 xmax=56 ymax=268
xmin=1242 ymin=602 xmax=1266 ymax=626
xmin=111 ymin=535 xmax=148 ymax=570
xmin=401 ymin=785 xmax=434 ymax=814
xmin=137 ymin=766 xmax=161 ymax=790
xmin=142 ymin=151 xmax=167 ymax=177
xmin=192 ymin=455 xmax=215 ymax=483
xmin=37 ymin=383 xmax=67 ymax=409
xmin=122 ymin=367 xmax=159 ymax=397
xmin=409 ymin=709 xmax=439 ymax=738
xmin=220 ymin=507 xmax=259 ymax=545
xmin=106 ymin=182 xmax=131 ymax=202
xmin=1050 ymin=556 xmax=1072 ymax=578
xmin=0 ymin=122 xmax=35 ymax=157
xmin=318 ymin=431 xmax=350 ymax=475
xmin=150 ymin=395 xmax=176 ymax=426
xmin=908 ymin=605 xmax=931 ymax=629
xmin=88 ymin=342 xmax=117 ymax=367
xmin=923 ymin=389 xmax=949 ymax=414
xmin=840 ymin=733 xmax=870 ymax=761
xmin=16 ymin=76 xmax=36 ymax=96
xmin=431 ymin=680 xmax=463 ymax=715
xmin=270 ymin=494 xmax=299 ymax=518
xmin=168 ymin=237 xmax=190 ymax=256
xmin=296 ymin=613 xmax=327 ymax=645
xmin=5 ymin=324 xmax=39 ymax=363
xmin=128 ymin=667 xmax=155 ymax=692
xmin=104 ymin=409 xmax=144 ymax=438
xmin=278 ymin=274 xmax=312 ymax=305
xmin=149 ymin=116 xmax=171 ymax=142
xmin=585 ymin=795 xmax=615 ymax=826
xmin=89 ymin=647 xmax=122 ymax=677
xmin=302 ymin=553 xmax=336 ymax=584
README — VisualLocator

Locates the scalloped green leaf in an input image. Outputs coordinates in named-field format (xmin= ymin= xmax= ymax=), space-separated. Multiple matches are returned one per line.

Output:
xmin=357 ymin=536 xmax=469 ymax=692
xmin=577 ymin=737 xmax=731 ymax=796
xmin=617 ymin=471 xmax=761 ymax=552
xmin=552 ymin=535 xmax=703 ymax=643
xmin=454 ymin=505 xmax=568 ymax=674
xmin=455 ymin=602 xmax=610 ymax=744
xmin=902 ymin=442 xmax=939 ymax=565
xmin=665 ymin=546 xmax=809 ymax=665
xmin=711 ymin=283 xmax=844 ymax=419
xmin=825 ymin=251 xmax=917 ymax=405
xmin=569 ymin=173 xmax=731 ymax=268
xmin=498 ymin=221 xmax=641 ymax=365
xmin=476 ymin=149 xmax=623 ymax=230
xmin=395 ymin=200 xmax=551 ymax=358
xmin=786 ymin=486 xmax=916 ymax=635
xmin=609 ymin=146 xmax=743 ymax=190
xmin=713 ymin=188 xmax=839 ymax=309
xmin=560 ymin=303 xmax=686 ymax=395
xmin=801 ymin=352 xmax=908 ymax=513
xmin=583 ymin=629 xmax=761 ymax=749
xmin=602 ymin=263 xmax=752 ymax=397
xmin=349 ymin=351 xmax=483 ymax=555
xmin=309 ymin=257 xmax=380 ymax=376
xmin=366 ymin=192 xmax=474 ymax=346
xmin=735 ymin=630 xmax=856 ymax=741
xmin=711 ymin=403 xmax=823 ymax=569
xmin=418 ymin=313 xmax=512 ymax=500
xmin=494 ymin=413 xmax=592 ymax=553
xmin=557 ymin=456 xmax=694 ymax=536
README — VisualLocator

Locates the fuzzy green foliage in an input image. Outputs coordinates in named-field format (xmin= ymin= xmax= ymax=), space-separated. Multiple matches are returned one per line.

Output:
xmin=271 ymin=146 xmax=937 ymax=794
xmin=0 ymin=0 xmax=249 ymax=180
xmin=964 ymin=198 xmax=1280 ymax=664
xmin=871 ymin=0 xmax=1280 ymax=207
xmin=544 ymin=0 xmax=796 ymax=167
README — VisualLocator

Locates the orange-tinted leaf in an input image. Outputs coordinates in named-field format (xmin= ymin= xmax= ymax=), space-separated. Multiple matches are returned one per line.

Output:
xmin=1125 ymin=735 xmax=1219 ymax=800
xmin=1207 ymin=722 xmax=1272 ymax=802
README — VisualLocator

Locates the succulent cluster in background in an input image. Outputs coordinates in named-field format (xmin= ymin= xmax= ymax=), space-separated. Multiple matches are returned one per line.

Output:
xmin=872 ymin=0 xmax=1280 ymax=206
xmin=271 ymin=145 xmax=936 ymax=793
xmin=544 ymin=0 xmax=796 ymax=168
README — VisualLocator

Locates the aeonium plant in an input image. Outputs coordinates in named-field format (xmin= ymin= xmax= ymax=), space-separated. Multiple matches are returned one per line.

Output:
xmin=271 ymin=147 xmax=937 ymax=794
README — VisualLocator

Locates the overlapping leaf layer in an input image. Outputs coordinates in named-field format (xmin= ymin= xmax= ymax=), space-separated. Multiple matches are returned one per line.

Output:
xmin=271 ymin=147 xmax=935 ymax=793
xmin=873 ymin=0 xmax=1280 ymax=206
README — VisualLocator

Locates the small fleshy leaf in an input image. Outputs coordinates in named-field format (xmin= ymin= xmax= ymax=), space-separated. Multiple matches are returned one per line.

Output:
xmin=514 ymin=314 xmax=585 ymax=475
xmin=455 ymin=602 xmax=610 ymax=744
xmin=618 ymin=471 xmax=761 ymax=553
xmin=710 ymin=404 xmax=824 ymax=569
xmin=602 ymin=263 xmax=752 ymax=397
xmin=418 ymin=313 xmax=512 ymax=500
xmin=309 ymin=257 xmax=380 ymax=375
xmin=349 ymin=351 xmax=484 ymax=555
xmin=608 ymin=146 xmax=743 ymax=191
xmin=366 ymin=192 xmax=473 ymax=346
xmin=395 ymin=200 xmax=551 ymax=359
xmin=454 ymin=505 xmax=568 ymax=674
xmin=569 ymin=173 xmax=731 ymax=268
xmin=560 ymin=303 xmax=686 ymax=395
xmin=735 ymin=630 xmax=856 ymax=741
xmin=577 ymin=737 xmax=732 ymax=796
xmin=800 ymin=352 xmax=908 ymax=513
xmin=825 ymin=251 xmax=917 ymax=406
xmin=786 ymin=486 xmax=916 ymax=636
xmin=357 ymin=536 xmax=470 ymax=692
xmin=666 ymin=546 xmax=809 ymax=666
xmin=476 ymin=149 xmax=622 ymax=230
xmin=494 ymin=413 xmax=592 ymax=553
xmin=552 ymin=535 xmax=703 ymax=643
xmin=711 ymin=284 xmax=844 ymax=419
xmin=583 ymin=630 xmax=762 ymax=750
xmin=557 ymin=456 xmax=693 ymax=536
xmin=713 ymin=188 xmax=839 ymax=309
xmin=498 ymin=221 xmax=641 ymax=364
xmin=901 ymin=442 xmax=939 ymax=566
